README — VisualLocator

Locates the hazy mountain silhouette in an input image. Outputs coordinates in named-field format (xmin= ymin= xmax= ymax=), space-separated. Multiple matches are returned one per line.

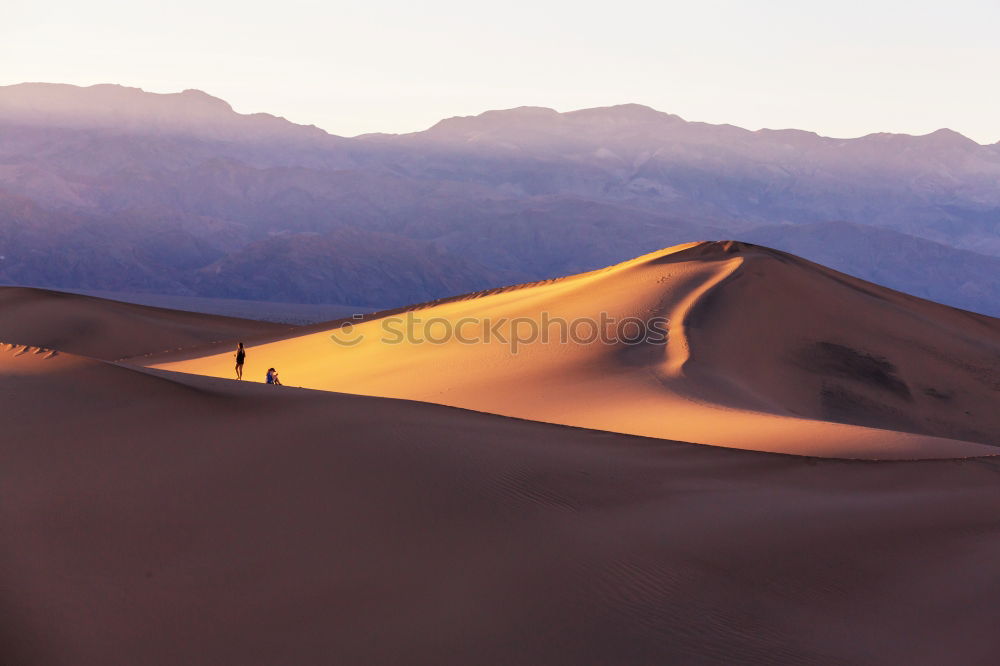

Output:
xmin=1 ymin=83 xmax=998 ymax=313
xmin=0 ymin=83 xmax=335 ymax=143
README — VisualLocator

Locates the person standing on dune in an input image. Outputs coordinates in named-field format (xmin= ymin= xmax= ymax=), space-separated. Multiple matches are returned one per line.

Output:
xmin=235 ymin=342 xmax=246 ymax=380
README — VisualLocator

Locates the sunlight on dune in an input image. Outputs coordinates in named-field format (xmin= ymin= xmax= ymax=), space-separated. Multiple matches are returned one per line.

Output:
xmin=148 ymin=242 xmax=1000 ymax=460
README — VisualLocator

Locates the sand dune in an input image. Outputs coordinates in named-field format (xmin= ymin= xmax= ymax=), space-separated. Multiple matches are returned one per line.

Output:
xmin=4 ymin=244 xmax=1000 ymax=662
xmin=0 ymin=286 xmax=285 ymax=360
xmin=148 ymin=241 xmax=1000 ymax=459
xmin=4 ymin=343 xmax=1000 ymax=664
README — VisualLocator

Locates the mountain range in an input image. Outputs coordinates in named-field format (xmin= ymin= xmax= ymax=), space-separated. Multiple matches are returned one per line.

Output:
xmin=1 ymin=83 xmax=998 ymax=314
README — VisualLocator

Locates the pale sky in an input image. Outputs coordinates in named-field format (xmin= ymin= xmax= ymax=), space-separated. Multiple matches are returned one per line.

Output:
xmin=3 ymin=0 xmax=998 ymax=142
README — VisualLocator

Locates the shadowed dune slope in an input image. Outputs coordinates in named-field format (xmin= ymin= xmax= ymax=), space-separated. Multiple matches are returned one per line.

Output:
xmin=0 ymin=286 xmax=286 ymax=360
xmin=3 ymin=345 xmax=1000 ymax=665
xmin=149 ymin=241 xmax=1000 ymax=459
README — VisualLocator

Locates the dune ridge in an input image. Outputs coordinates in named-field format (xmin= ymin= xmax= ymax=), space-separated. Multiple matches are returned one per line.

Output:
xmin=146 ymin=241 xmax=1000 ymax=460
xmin=4 ymin=249 xmax=1000 ymax=663
xmin=0 ymin=286 xmax=287 ymax=360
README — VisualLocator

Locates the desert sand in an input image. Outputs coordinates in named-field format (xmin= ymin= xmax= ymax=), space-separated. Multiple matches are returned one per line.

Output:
xmin=3 ymin=242 xmax=1000 ymax=664
xmin=2 ymin=344 xmax=1000 ymax=664
xmin=0 ymin=287 xmax=287 ymax=360
xmin=150 ymin=241 xmax=1000 ymax=459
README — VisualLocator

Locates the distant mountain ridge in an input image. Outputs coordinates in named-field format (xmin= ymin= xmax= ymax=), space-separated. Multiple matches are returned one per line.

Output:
xmin=0 ymin=83 xmax=998 ymax=313
xmin=0 ymin=83 xmax=334 ymax=143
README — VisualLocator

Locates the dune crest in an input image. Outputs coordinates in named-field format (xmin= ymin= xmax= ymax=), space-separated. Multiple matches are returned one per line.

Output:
xmin=147 ymin=241 xmax=1000 ymax=460
xmin=5 ymin=244 xmax=1000 ymax=662
xmin=0 ymin=286 xmax=286 ymax=360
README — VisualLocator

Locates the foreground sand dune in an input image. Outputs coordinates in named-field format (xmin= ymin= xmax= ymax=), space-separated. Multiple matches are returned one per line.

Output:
xmin=148 ymin=241 xmax=1000 ymax=459
xmin=3 ymin=344 xmax=1000 ymax=664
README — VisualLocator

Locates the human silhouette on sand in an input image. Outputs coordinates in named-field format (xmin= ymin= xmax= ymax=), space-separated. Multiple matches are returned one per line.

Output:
xmin=235 ymin=342 xmax=246 ymax=380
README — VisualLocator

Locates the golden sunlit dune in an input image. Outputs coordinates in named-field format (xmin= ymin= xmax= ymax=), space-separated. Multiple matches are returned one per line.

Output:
xmin=147 ymin=241 xmax=1000 ymax=460
xmin=4 ymin=248 xmax=1000 ymax=664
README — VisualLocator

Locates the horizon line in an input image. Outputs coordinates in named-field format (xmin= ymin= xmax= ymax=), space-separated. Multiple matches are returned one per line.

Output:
xmin=1 ymin=80 xmax=997 ymax=147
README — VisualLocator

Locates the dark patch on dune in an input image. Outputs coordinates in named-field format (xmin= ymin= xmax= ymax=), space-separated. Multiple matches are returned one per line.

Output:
xmin=801 ymin=342 xmax=911 ymax=400
xmin=923 ymin=387 xmax=953 ymax=401
xmin=819 ymin=382 xmax=911 ymax=430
